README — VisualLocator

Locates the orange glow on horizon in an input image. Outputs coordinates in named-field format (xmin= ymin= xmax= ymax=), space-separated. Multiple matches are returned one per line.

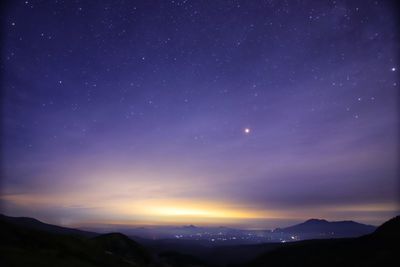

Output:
xmin=2 ymin=191 xmax=398 ymax=228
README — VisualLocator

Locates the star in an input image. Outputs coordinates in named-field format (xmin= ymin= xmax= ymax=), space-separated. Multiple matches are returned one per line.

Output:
xmin=2 ymin=0 xmax=397 ymax=232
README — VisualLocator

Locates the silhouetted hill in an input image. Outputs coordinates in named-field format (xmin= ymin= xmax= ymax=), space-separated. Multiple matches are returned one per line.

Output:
xmin=276 ymin=218 xmax=376 ymax=238
xmin=1 ymin=214 xmax=398 ymax=267
xmin=144 ymin=238 xmax=281 ymax=266
xmin=242 ymin=216 xmax=399 ymax=267
xmin=0 ymin=214 xmax=97 ymax=237
xmin=158 ymin=250 xmax=207 ymax=267
xmin=0 ymin=215 xmax=151 ymax=267
xmin=371 ymin=215 xmax=400 ymax=239
xmin=0 ymin=214 xmax=209 ymax=267
xmin=91 ymin=233 xmax=151 ymax=264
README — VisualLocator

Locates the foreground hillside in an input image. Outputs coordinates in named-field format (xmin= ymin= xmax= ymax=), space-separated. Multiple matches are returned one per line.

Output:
xmin=0 ymin=214 xmax=211 ymax=267
xmin=243 ymin=216 xmax=399 ymax=267
xmin=0 ymin=217 xmax=151 ymax=267
xmin=0 ymin=214 xmax=398 ymax=267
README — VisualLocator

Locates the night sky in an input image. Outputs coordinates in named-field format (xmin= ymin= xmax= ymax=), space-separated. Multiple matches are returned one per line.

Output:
xmin=1 ymin=0 xmax=399 ymax=228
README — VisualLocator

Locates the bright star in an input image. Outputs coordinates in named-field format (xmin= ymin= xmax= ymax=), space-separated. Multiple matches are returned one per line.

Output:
xmin=244 ymin=128 xmax=251 ymax=134
xmin=391 ymin=67 xmax=396 ymax=72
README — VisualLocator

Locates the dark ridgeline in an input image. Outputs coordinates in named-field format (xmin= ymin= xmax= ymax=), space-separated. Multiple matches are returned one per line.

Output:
xmin=91 ymin=233 xmax=151 ymax=264
xmin=0 ymin=214 xmax=150 ymax=267
xmin=0 ymin=214 xmax=97 ymax=237
xmin=0 ymin=214 xmax=399 ymax=267
xmin=275 ymin=218 xmax=376 ymax=238
xmin=244 ymin=216 xmax=400 ymax=267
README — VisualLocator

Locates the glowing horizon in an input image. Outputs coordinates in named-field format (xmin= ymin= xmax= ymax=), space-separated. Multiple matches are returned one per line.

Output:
xmin=2 ymin=186 xmax=398 ymax=228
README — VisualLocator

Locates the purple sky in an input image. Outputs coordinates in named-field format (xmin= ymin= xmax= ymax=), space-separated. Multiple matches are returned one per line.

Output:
xmin=1 ymin=0 xmax=399 ymax=228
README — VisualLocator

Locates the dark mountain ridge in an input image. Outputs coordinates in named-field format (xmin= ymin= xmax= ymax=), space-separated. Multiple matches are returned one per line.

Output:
xmin=0 ymin=214 xmax=97 ymax=237
xmin=1 ymin=214 xmax=398 ymax=267
xmin=91 ymin=232 xmax=151 ymax=264
xmin=0 ymin=214 xmax=152 ymax=267
xmin=244 ymin=216 xmax=399 ymax=267
xmin=275 ymin=218 xmax=376 ymax=237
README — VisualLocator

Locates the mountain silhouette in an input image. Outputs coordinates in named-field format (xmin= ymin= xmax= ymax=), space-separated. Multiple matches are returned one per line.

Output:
xmin=275 ymin=218 xmax=376 ymax=237
xmin=91 ymin=232 xmax=151 ymax=264
xmin=370 ymin=215 xmax=400 ymax=239
xmin=0 ymin=214 xmax=152 ymax=267
xmin=1 ymin=214 xmax=398 ymax=267
xmin=0 ymin=214 xmax=97 ymax=237
xmin=244 ymin=216 xmax=399 ymax=267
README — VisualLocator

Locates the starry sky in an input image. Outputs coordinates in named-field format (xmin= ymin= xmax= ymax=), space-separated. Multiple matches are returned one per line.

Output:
xmin=1 ymin=0 xmax=399 ymax=228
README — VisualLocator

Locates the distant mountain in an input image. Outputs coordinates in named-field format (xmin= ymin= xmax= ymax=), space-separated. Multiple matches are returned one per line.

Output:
xmin=183 ymin=224 xmax=197 ymax=229
xmin=0 ymin=214 xmax=97 ymax=237
xmin=276 ymin=218 xmax=376 ymax=238
xmin=243 ymin=216 xmax=400 ymax=267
